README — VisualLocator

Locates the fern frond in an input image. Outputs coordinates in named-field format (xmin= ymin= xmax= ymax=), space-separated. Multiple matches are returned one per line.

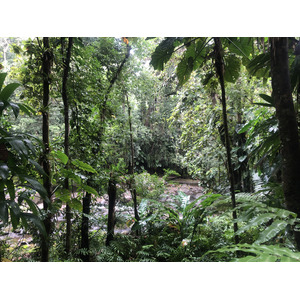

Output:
xmin=204 ymin=243 xmax=300 ymax=262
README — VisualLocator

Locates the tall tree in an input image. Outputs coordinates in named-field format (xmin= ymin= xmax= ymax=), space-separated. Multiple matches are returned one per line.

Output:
xmin=41 ymin=37 xmax=52 ymax=262
xmin=106 ymin=174 xmax=117 ymax=246
xmin=214 ymin=37 xmax=239 ymax=243
xmin=61 ymin=37 xmax=73 ymax=256
xmin=126 ymin=92 xmax=140 ymax=228
xmin=80 ymin=185 xmax=91 ymax=261
xmin=270 ymin=37 xmax=300 ymax=249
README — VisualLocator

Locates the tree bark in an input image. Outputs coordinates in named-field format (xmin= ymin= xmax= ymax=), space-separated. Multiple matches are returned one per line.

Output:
xmin=80 ymin=190 xmax=91 ymax=262
xmin=61 ymin=37 xmax=73 ymax=256
xmin=214 ymin=37 xmax=239 ymax=244
xmin=106 ymin=176 xmax=117 ymax=246
xmin=41 ymin=37 xmax=52 ymax=261
xmin=270 ymin=37 xmax=300 ymax=249
xmin=126 ymin=93 xmax=140 ymax=228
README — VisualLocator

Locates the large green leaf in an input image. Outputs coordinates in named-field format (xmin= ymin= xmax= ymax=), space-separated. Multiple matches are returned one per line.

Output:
xmin=227 ymin=37 xmax=253 ymax=60
xmin=177 ymin=56 xmax=194 ymax=86
xmin=69 ymin=198 xmax=82 ymax=211
xmin=224 ymin=54 xmax=241 ymax=83
xmin=253 ymin=94 xmax=275 ymax=107
xmin=22 ymin=213 xmax=47 ymax=237
xmin=0 ymin=83 xmax=21 ymax=102
xmin=255 ymin=219 xmax=288 ymax=244
xmin=0 ymin=73 xmax=7 ymax=92
xmin=81 ymin=184 xmax=98 ymax=196
xmin=176 ymin=191 xmax=190 ymax=212
xmin=62 ymin=169 xmax=82 ymax=184
xmin=205 ymin=243 xmax=300 ymax=262
xmin=10 ymin=209 xmax=20 ymax=229
xmin=24 ymin=198 xmax=39 ymax=215
xmin=8 ymin=200 xmax=21 ymax=216
xmin=176 ymin=39 xmax=207 ymax=86
xmin=29 ymin=159 xmax=47 ymax=176
xmin=236 ymin=213 xmax=275 ymax=235
xmin=150 ymin=38 xmax=183 ymax=71
xmin=22 ymin=176 xmax=49 ymax=201
xmin=8 ymin=102 xmax=20 ymax=118
xmin=6 ymin=137 xmax=28 ymax=156
xmin=246 ymin=53 xmax=270 ymax=78
xmin=0 ymin=162 xmax=9 ymax=179
xmin=18 ymin=103 xmax=36 ymax=116
xmin=6 ymin=180 xmax=15 ymax=201
xmin=55 ymin=188 xmax=71 ymax=203
xmin=71 ymin=159 xmax=97 ymax=173
xmin=52 ymin=150 xmax=68 ymax=165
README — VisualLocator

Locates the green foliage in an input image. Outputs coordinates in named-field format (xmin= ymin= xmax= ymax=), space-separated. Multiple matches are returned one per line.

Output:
xmin=162 ymin=168 xmax=181 ymax=181
xmin=71 ymin=159 xmax=97 ymax=174
xmin=238 ymin=97 xmax=279 ymax=180
xmin=226 ymin=37 xmax=253 ymax=60
xmin=246 ymin=52 xmax=271 ymax=79
xmin=134 ymin=171 xmax=165 ymax=200
xmin=205 ymin=243 xmax=300 ymax=262
xmin=150 ymin=37 xmax=183 ymax=71
xmin=211 ymin=192 xmax=298 ymax=247
xmin=0 ymin=72 xmax=46 ymax=238
xmin=224 ymin=54 xmax=241 ymax=83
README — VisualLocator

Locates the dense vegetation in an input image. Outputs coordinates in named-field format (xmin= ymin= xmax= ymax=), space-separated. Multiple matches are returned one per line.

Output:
xmin=1 ymin=37 xmax=300 ymax=262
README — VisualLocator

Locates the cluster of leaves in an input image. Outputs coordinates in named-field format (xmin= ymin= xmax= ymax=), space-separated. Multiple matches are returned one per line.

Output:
xmin=0 ymin=73 xmax=48 ymax=243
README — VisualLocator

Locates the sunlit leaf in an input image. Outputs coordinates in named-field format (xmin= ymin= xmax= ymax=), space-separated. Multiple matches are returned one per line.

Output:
xmin=71 ymin=159 xmax=97 ymax=173
xmin=81 ymin=184 xmax=98 ymax=196
xmin=52 ymin=150 xmax=68 ymax=165
xmin=255 ymin=219 xmax=288 ymax=244
xmin=0 ymin=73 xmax=7 ymax=92
xmin=0 ymin=83 xmax=21 ymax=102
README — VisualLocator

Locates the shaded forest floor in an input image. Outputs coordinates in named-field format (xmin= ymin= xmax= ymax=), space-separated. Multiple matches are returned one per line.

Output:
xmin=0 ymin=179 xmax=204 ymax=260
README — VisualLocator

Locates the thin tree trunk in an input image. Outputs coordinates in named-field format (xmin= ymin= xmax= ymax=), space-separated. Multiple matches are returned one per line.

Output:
xmin=270 ymin=37 xmax=300 ymax=249
xmin=106 ymin=175 xmax=117 ymax=246
xmin=61 ymin=37 xmax=73 ymax=256
xmin=126 ymin=93 xmax=140 ymax=227
xmin=80 ymin=190 xmax=91 ymax=262
xmin=0 ymin=190 xmax=4 ymax=262
xmin=41 ymin=37 xmax=52 ymax=261
xmin=214 ymin=37 xmax=239 ymax=244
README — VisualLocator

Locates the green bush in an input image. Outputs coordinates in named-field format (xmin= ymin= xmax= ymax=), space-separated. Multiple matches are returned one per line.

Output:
xmin=134 ymin=171 xmax=165 ymax=200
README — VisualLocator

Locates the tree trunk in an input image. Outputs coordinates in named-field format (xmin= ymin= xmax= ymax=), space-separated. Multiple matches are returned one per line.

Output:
xmin=214 ymin=37 xmax=239 ymax=244
xmin=61 ymin=37 xmax=73 ymax=256
xmin=41 ymin=37 xmax=52 ymax=262
xmin=270 ymin=37 xmax=300 ymax=249
xmin=106 ymin=175 xmax=117 ymax=246
xmin=80 ymin=190 xmax=91 ymax=262
xmin=126 ymin=93 xmax=140 ymax=228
